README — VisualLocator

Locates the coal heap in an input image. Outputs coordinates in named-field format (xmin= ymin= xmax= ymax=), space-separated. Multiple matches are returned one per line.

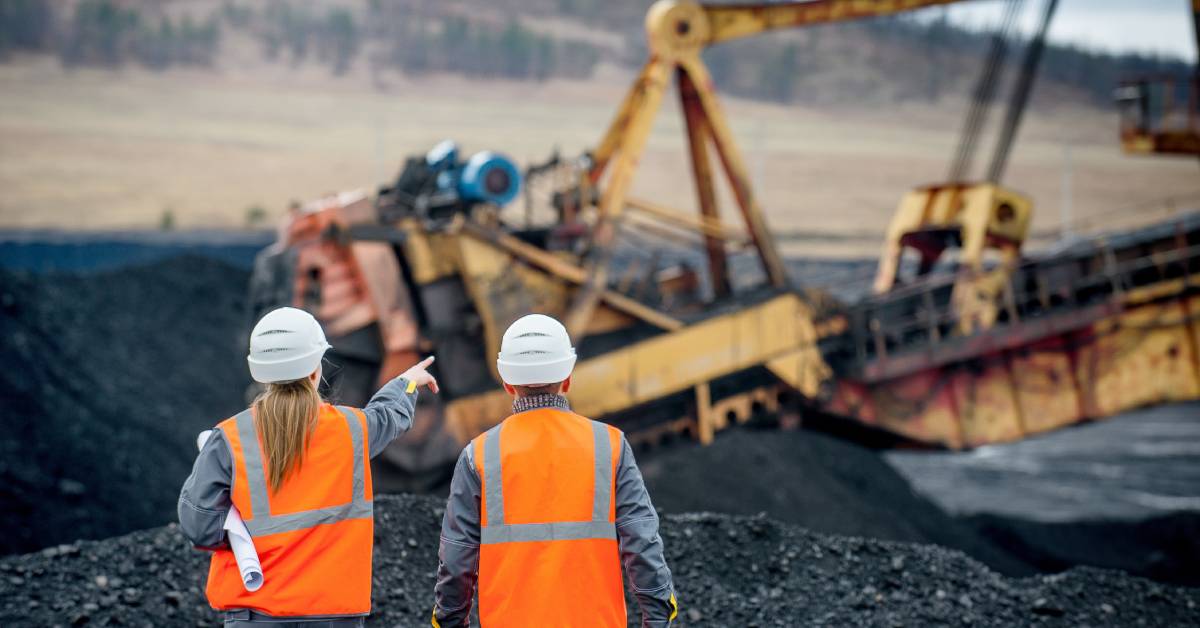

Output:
xmin=637 ymin=429 xmax=1035 ymax=576
xmin=0 ymin=258 xmax=250 ymax=555
xmin=967 ymin=512 xmax=1200 ymax=587
xmin=0 ymin=494 xmax=1195 ymax=628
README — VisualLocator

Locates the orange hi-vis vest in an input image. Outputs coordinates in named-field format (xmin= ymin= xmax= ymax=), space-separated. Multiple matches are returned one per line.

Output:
xmin=472 ymin=407 xmax=625 ymax=627
xmin=207 ymin=404 xmax=374 ymax=617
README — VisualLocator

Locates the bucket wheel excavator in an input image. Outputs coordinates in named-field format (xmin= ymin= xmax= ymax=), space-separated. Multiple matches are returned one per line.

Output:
xmin=248 ymin=0 xmax=1200 ymax=488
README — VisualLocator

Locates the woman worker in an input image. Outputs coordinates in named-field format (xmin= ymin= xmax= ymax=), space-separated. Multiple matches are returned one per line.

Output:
xmin=178 ymin=307 xmax=438 ymax=626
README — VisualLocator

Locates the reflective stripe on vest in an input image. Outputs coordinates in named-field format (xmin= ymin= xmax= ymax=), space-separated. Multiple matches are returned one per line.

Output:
xmin=479 ymin=419 xmax=616 ymax=545
xmin=232 ymin=406 xmax=372 ymax=536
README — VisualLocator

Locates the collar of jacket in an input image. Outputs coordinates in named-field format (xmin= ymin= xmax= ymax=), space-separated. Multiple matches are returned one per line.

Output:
xmin=512 ymin=393 xmax=571 ymax=415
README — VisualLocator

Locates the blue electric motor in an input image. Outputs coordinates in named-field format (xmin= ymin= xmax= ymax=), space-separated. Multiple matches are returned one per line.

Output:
xmin=425 ymin=140 xmax=522 ymax=207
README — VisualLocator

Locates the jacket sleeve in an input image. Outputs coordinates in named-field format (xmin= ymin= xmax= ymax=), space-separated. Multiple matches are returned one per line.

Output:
xmin=615 ymin=436 xmax=678 ymax=628
xmin=432 ymin=446 xmax=482 ymax=627
xmin=178 ymin=428 xmax=233 ymax=551
xmin=363 ymin=376 xmax=419 ymax=459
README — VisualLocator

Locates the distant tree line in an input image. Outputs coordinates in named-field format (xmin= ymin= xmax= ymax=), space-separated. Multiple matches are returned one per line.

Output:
xmin=0 ymin=0 xmax=220 ymax=69
xmin=0 ymin=0 xmax=1190 ymax=105
xmin=0 ymin=0 xmax=53 ymax=59
xmin=254 ymin=2 xmax=361 ymax=75
xmin=0 ymin=0 xmax=600 ymax=81
xmin=388 ymin=14 xmax=598 ymax=80
xmin=365 ymin=2 xmax=599 ymax=80
xmin=59 ymin=0 xmax=220 ymax=69
xmin=1039 ymin=45 xmax=1194 ymax=104
xmin=877 ymin=14 xmax=1194 ymax=106
xmin=700 ymin=13 xmax=1194 ymax=106
xmin=237 ymin=0 xmax=600 ymax=80
xmin=612 ymin=3 xmax=1193 ymax=107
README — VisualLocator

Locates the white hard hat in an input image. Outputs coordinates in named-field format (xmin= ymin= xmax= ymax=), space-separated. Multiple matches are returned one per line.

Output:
xmin=247 ymin=307 xmax=331 ymax=384
xmin=496 ymin=314 xmax=577 ymax=385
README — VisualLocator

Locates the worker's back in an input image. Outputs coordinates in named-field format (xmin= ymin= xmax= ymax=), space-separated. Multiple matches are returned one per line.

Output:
xmin=206 ymin=403 xmax=374 ymax=616
xmin=471 ymin=407 xmax=625 ymax=627
xmin=434 ymin=313 xmax=675 ymax=626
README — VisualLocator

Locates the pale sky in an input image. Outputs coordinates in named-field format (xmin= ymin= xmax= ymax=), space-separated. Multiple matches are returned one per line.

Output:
xmin=932 ymin=0 xmax=1197 ymax=61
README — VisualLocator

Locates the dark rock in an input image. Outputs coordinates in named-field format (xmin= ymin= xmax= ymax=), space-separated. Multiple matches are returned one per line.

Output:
xmin=58 ymin=479 xmax=87 ymax=497
xmin=1031 ymin=598 xmax=1065 ymax=617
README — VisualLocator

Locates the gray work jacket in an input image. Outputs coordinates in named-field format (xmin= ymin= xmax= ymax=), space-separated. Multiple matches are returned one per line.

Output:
xmin=432 ymin=400 xmax=677 ymax=627
xmin=177 ymin=377 xmax=418 ymax=551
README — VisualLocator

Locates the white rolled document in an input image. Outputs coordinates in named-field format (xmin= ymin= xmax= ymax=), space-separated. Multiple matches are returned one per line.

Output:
xmin=197 ymin=430 xmax=264 ymax=592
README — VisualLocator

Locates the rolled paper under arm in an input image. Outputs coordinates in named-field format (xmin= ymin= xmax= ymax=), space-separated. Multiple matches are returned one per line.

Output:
xmin=196 ymin=430 xmax=264 ymax=592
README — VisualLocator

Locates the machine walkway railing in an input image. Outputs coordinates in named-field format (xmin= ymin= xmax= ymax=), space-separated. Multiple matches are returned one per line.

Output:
xmin=845 ymin=217 xmax=1200 ymax=372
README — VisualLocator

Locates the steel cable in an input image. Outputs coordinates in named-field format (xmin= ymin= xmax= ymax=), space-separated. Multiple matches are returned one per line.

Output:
xmin=948 ymin=0 xmax=1025 ymax=182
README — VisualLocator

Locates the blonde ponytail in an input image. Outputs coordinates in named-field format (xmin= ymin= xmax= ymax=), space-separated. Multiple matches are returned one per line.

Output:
xmin=253 ymin=376 xmax=320 ymax=493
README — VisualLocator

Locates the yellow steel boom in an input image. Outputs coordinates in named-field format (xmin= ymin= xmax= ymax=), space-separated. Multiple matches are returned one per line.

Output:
xmin=567 ymin=0 xmax=969 ymax=339
xmin=700 ymin=1 xmax=966 ymax=45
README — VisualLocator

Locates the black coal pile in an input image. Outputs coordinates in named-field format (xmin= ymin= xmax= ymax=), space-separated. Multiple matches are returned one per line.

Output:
xmin=637 ymin=428 xmax=1035 ymax=576
xmin=1 ymin=494 xmax=1196 ymax=628
xmin=967 ymin=512 xmax=1200 ymax=586
xmin=0 ymin=257 xmax=250 ymax=555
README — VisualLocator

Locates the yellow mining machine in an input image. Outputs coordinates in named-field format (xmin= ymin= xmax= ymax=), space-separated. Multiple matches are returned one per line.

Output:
xmin=1117 ymin=0 xmax=1200 ymax=156
xmin=248 ymin=0 xmax=1200 ymax=486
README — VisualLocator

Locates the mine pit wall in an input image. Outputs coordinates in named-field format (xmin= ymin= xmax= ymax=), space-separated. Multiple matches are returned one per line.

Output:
xmin=827 ymin=289 xmax=1200 ymax=449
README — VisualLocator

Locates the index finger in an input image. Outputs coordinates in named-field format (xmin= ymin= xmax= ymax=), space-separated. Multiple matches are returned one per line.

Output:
xmin=417 ymin=355 xmax=435 ymax=369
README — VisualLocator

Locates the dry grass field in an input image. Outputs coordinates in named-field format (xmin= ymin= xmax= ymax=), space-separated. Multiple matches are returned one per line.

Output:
xmin=1 ymin=55 xmax=1197 ymax=256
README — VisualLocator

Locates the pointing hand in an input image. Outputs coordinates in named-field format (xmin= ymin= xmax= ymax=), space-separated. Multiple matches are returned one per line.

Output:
xmin=400 ymin=356 xmax=440 ymax=394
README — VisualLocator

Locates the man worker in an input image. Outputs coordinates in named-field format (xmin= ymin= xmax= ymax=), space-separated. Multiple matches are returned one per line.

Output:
xmin=431 ymin=314 xmax=678 ymax=627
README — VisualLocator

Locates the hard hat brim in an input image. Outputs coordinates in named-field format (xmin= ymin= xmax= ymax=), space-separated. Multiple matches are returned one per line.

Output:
xmin=247 ymin=343 xmax=330 ymax=384
xmin=496 ymin=355 xmax=576 ymax=386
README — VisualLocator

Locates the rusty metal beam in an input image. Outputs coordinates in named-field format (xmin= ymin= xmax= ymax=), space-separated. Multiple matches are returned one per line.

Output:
xmin=678 ymin=55 xmax=789 ymax=288
xmin=589 ymin=60 xmax=659 ymax=184
xmin=678 ymin=65 xmax=732 ymax=299
xmin=566 ymin=57 xmax=672 ymax=340
xmin=620 ymin=215 xmax=712 ymax=249
xmin=626 ymin=196 xmax=748 ymax=243
xmin=460 ymin=222 xmax=684 ymax=331
xmin=695 ymin=382 xmax=715 ymax=445
xmin=702 ymin=0 xmax=964 ymax=46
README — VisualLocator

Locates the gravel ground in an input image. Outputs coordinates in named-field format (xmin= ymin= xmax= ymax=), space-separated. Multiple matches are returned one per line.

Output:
xmin=1 ymin=494 xmax=1196 ymax=628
